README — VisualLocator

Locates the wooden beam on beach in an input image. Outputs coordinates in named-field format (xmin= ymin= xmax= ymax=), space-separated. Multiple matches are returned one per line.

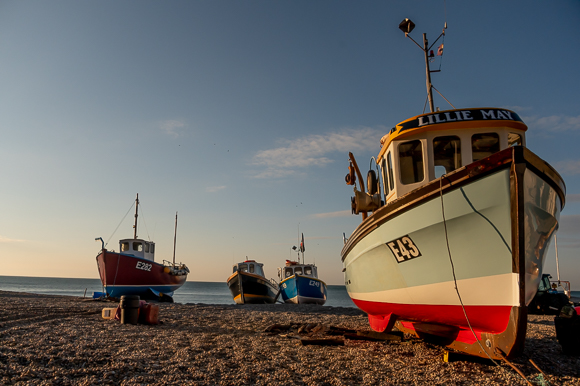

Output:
xmin=352 ymin=330 xmax=404 ymax=341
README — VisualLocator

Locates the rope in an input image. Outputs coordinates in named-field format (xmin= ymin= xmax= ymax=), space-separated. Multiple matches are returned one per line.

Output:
xmin=495 ymin=350 xmax=534 ymax=386
xmin=96 ymin=252 xmax=105 ymax=296
xmin=438 ymin=177 xmax=529 ymax=384
xmin=432 ymin=85 xmax=455 ymax=109
xmin=112 ymin=253 xmax=121 ymax=297
xmin=138 ymin=202 xmax=152 ymax=241
xmin=105 ymin=200 xmax=135 ymax=248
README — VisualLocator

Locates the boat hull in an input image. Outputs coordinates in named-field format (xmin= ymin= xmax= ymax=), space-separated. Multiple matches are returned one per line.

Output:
xmin=279 ymin=275 xmax=327 ymax=305
xmin=227 ymin=271 xmax=279 ymax=304
xmin=342 ymin=147 xmax=565 ymax=359
xmin=96 ymin=250 xmax=187 ymax=299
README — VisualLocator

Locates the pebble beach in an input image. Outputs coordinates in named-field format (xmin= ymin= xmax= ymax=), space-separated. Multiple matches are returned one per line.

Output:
xmin=1 ymin=291 xmax=579 ymax=385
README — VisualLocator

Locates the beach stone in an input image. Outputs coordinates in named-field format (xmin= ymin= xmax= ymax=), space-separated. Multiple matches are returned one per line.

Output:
xmin=0 ymin=291 xmax=579 ymax=385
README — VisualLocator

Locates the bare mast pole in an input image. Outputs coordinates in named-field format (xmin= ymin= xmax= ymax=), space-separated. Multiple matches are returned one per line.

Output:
xmin=173 ymin=212 xmax=178 ymax=265
xmin=423 ymin=33 xmax=435 ymax=113
xmin=133 ymin=193 xmax=139 ymax=239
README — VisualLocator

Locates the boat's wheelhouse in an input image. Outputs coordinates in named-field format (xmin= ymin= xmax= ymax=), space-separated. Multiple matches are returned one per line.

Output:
xmin=278 ymin=263 xmax=318 ymax=281
xmin=233 ymin=260 xmax=266 ymax=278
xmin=352 ymin=108 xmax=528 ymax=214
xmin=119 ymin=238 xmax=155 ymax=261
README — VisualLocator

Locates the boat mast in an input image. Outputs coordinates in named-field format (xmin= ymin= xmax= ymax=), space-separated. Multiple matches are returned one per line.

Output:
xmin=173 ymin=212 xmax=178 ymax=265
xmin=133 ymin=193 xmax=139 ymax=239
xmin=422 ymin=33 xmax=435 ymax=113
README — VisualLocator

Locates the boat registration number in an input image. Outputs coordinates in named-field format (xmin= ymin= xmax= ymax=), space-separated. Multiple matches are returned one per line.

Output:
xmin=136 ymin=261 xmax=152 ymax=272
xmin=386 ymin=235 xmax=422 ymax=263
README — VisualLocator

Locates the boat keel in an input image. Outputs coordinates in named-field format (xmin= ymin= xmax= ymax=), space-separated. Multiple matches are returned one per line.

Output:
xmin=394 ymin=306 xmax=527 ymax=360
xmin=368 ymin=313 xmax=398 ymax=333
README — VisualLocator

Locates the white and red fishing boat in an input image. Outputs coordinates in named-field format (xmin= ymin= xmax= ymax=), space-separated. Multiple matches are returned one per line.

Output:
xmin=96 ymin=194 xmax=189 ymax=300
xmin=341 ymin=19 xmax=566 ymax=359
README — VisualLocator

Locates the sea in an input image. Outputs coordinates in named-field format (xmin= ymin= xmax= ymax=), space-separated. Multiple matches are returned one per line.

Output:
xmin=0 ymin=276 xmax=357 ymax=308
xmin=1 ymin=276 xmax=578 ymax=308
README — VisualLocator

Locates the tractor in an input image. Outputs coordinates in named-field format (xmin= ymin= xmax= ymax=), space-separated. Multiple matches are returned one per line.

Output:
xmin=528 ymin=274 xmax=572 ymax=315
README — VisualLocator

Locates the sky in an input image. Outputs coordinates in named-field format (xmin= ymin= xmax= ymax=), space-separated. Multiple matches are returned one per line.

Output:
xmin=1 ymin=1 xmax=579 ymax=288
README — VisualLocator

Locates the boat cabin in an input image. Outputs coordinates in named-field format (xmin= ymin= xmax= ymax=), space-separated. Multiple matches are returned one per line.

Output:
xmin=119 ymin=238 xmax=155 ymax=261
xmin=233 ymin=260 xmax=266 ymax=277
xmin=371 ymin=108 xmax=527 ymax=204
xmin=278 ymin=261 xmax=319 ymax=281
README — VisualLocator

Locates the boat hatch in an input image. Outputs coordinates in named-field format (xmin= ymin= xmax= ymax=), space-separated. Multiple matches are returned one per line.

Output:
xmin=119 ymin=239 xmax=155 ymax=261
xmin=233 ymin=262 xmax=265 ymax=277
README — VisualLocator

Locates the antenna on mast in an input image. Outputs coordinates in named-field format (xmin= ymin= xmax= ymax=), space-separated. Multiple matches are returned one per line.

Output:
xmin=173 ymin=212 xmax=178 ymax=265
xmin=398 ymin=18 xmax=448 ymax=113
xmin=133 ymin=193 xmax=139 ymax=239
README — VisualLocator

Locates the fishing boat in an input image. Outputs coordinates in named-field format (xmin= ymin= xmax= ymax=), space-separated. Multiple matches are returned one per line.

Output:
xmin=341 ymin=19 xmax=566 ymax=359
xmin=95 ymin=194 xmax=189 ymax=300
xmin=227 ymin=260 xmax=279 ymax=304
xmin=278 ymin=234 xmax=327 ymax=305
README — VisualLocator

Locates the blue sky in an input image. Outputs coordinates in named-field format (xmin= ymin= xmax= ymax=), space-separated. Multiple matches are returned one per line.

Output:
xmin=1 ymin=1 xmax=579 ymax=288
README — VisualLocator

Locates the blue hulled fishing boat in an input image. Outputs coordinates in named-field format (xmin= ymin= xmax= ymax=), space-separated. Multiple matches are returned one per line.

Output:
xmin=278 ymin=234 xmax=327 ymax=305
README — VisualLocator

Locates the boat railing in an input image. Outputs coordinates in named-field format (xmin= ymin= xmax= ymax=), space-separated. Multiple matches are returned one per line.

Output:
xmin=163 ymin=260 xmax=190 ymax=275
xmin=551 ymin=280 xmax=572 ymax=299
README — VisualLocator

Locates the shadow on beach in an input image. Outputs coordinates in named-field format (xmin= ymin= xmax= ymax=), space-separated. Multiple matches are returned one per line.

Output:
xmin=187 ymin=302 xmax=366 ymax=317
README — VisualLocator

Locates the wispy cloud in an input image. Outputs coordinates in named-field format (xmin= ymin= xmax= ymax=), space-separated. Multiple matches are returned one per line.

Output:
xmin=552 ymin=160 xmax=580 ymax=175
xmin=504 ymin=107 xmax=580 ymax=133
xmin=206 ymin=185 xmax=226 ymax=193
xmin=560 ymin=214 xmax=580 ymax=230
xmin=159 ymin=120 xmax=186 ymax=137
xmin=0 ymin=235 xmax=25 ymax=243
xmin=522 ymin=114 xmax=580 ymax=132
xmin=504 ymin=106 xmax=533 ymax=113
xmin=312 ymin=210 xmax=352 ymax=219
xmin=251 ymin=127 xmax=382 ymax=178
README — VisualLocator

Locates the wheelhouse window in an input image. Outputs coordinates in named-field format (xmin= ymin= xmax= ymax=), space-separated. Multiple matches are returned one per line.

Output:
xmin=305 ymin=267 xmax=313 ymax=276
xmin=387 ymin=152 xmax=394 ymax=192
xmin=133 ymin=242 xmax=143 ymax=252
xmin=381 ymin=159 xmax=389 ymax=194
xmin=145 ymin=243 xmax=149 ymax=253
xmin=150 ymin=244 xmax=155 ymax=253
xmin=249 ymin=264 xmax=254 ymax=273
xmin=239 ymin=264 xmax=248 ymax=272
xmin=285 ymin=268 xmax=293 ymax=278
xmin=233 ymin=266 xmax=238 ymax=273
xmin=294 ymin=267 xmax=303 ymax=275
xmin=399 ymin=140 xmax=424 ymax=185
xmin=121 ymin=242 xmax=129 ymax=252
xmin=472 ymin=133 xmax=500 ymax=162
xmin=508 ymin=133 xmax=523 ymax=147
xmin=433 ymin=136 xmax=462 ymax=178
xmin=538 ymin=276 xmax=550 ymax=291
